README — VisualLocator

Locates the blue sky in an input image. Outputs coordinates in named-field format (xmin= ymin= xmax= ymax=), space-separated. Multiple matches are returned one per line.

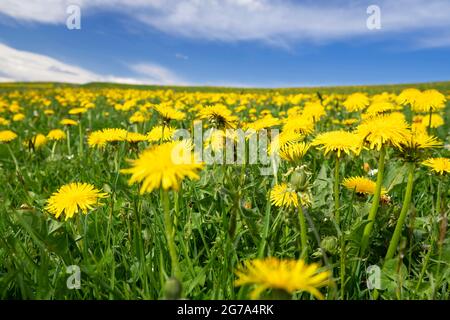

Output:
xmin=1 ymin=0 xmax=450 ymax=87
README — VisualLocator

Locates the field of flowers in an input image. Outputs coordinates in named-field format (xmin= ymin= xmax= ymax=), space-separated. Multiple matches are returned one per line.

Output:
xmin=0 ymin=83 xmax=449 ymax=300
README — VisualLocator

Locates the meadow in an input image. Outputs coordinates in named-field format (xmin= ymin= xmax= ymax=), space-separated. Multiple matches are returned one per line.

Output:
xmin=0 ymin=82 xmax=449 ymax=300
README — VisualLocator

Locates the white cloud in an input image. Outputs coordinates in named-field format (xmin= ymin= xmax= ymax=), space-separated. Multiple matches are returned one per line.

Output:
xmin=129 ymin=63 xmax=186 ymax=85
xmin=0 ymin=42 xmax=185 ymax=84
xmin=1 ymin=0 xmax=450 ymax=46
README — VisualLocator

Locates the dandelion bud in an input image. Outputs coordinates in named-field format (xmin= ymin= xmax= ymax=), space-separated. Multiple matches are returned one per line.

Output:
xmin=290 ymin=167 xmax=309 ymax=192
xmin=164 ymin=277 xmax=182 ymax=300
xmin=321 ymin=236 xmax=338 ymax=255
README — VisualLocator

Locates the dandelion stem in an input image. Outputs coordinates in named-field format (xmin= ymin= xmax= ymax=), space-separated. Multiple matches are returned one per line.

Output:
xmin=435 ymin=179 xmax=441 ymax=217
xmin=297 ymin=205 xmax=308 ymax=260
xmin=340 ymin=235 xmax=345 ymax=300
xmin=162 ymin=190 xmax=181 ymax=280
xmin=361 ymin=145 xmax=386 ymax=254
xmin=334 ymin=155 xmax=340 ymax=225
xmin=78 ymin=122 xmax=83 ymax=156
xmin=66 ymin=129 xmax=71 ymax=155
xmin=51 ymin=141 xmax=57 ymax=159
xmin=385 ymin=163 xmax=415 ymax=261
xmin=6 ymin=144 xmax=19 ymax=172
xmin=427 ymin=108 xmax=432 ymax=134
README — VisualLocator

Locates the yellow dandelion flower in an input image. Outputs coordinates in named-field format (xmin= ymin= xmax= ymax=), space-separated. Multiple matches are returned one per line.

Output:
xmin=402 ymin=130 xmax=442 ymax=150
xmin=412 ymin=89 xmax=446 ymax=113
xmin=343 ymin=93 xmax=369 ymax=112
xmin=270 ymin=183 xmax=299 ymax=208
xmin=342 ymin=176 xmax=386 ymax=195
xmin=356 ymin=114 xmax=410 ymax=150
xmin=302 ymin=101 xmax=326 ymax=121
xmin=0 ymin=130 xmax=18 ymax=143
xmin=311 ymin=130 xmax=362 ymax=157
xmin=279 ymin=142 xmax=310 ymax=162
xmin=121 ymin=141 xmax=204 ymax=194
xmin=268 ymin=130 xmax=303 ymax=155
xmin=204 ymin=129 xmax=227 ymax=152
xmin=60 ymin=119 xmax=78 ymax=126
xmin=68 ymin=107 xmax=88 ymax=115
xmin=420 ymin=113 xmax=444 ymax=129
xmin=154 ymin=103 xmax=185 ymax=122
xmin=47 ymin=129 xmax=66 ymax=141
xmin=24 ymin=134 xmax=47 ymax=149
xmin=0 ymin=117 xmax=10 ymax=126
xmin=87 ymin=128 xmax=128 ymax=148
xmin=363 ymin=101 xmax=395 ymax=119
xmin=245 ymin=116 xmax=280 ymax=131
xmin=198 ymin=104 xmax=238 ymax=129
xmin=45 ymin=182 xmax=108 ymax=220
xmin=125 ymin=132 xmax=148 ymax=143
xmin=396 ymin=88 xmax=421 ymax=106
xmin=235 ymin=258 xmax=331 ymax=300
xmin=422 ymin=158 xmax=450 ymax=175
xmin=283 ymin=115 xmax=314 ymax=135
xmin=129 ymin=111 xmax=147 ymax=124
xmin=146 ymin=125 xmax=175 ymax=142
xmin=12 ymin=113 xmax=25 ymax=121
xmin=44 ymin=109 xmax=55 ymax=116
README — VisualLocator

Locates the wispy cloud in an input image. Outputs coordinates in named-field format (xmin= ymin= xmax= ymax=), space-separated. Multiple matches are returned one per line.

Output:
xmin=1 ymin=0 xmax=450 ymax=47
xmin=0 ymin=42 xmax=185 ymax=84
xmin=175 ymin=53 xmax=188 ymax=60
xmin=129 ymin=62 xmax=186 ymax=85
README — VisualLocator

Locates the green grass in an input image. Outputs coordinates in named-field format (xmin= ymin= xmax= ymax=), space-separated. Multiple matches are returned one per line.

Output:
xmin=0 ymin=82 xmax=449 ymax=300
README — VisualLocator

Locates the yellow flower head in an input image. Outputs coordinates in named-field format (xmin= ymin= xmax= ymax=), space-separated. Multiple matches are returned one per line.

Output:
xmin=0 ymin=117 xmax=10 ymax=126
xmin=279 ymin=142 xmax=310 ymax=163
xmin=12 ymin=113 xmax=26 ymax=122
xmin=422 ymin=157 xmax=450 ymax=175
xmin=270 ymin=183 xmax=299 ymax=208
xmin=87 ymin=128 xmax=128 ymax=148
xmin=154 ymin=103 xmax=185 ymax=122
xmin=60 ymin=118 xmax=78 ymax=126
xmin=302 ymin=101 xmax=326 ymax=121
xmin=420 ymin=113 xmax=444 ymax=129
xmin=356 ymin=114 xmax=410 ymax=150
xmin=412 ymin=89 xmax=446 ymax=113
xmin=129 ymin=111 xmax=147 ymax=124
xmin=198 ymin=104 xmax=238 ymax=129
xmin=343 ymin=93 xmax=369 ymax=112
xmin=268 ymin=130 xmax=303 ymax=156
xmin=44 ymin=109 xmax=55 ymax=116
xmin=342 ymin=176 xmax=386 ymax=195
xmin=121 ymin=141 xmax=204 ymax=194
xmin=401 ymin=130 xmax=442 ymax=151
xmin=125 ymin=132 xmax=148 ymax=143
xmin=245 ymin=116 xmax=280 ymax=131
xmin=235 ymin=258 xmax=331 ymax=299
xmin=283 ymin=115 xmax=314 ymax=135
xmin=45 ymin=182 xmax=108 ymax=220
xmin=0 ymin=130 xmax=18 ymax=143
xmin=24 ymin=133 xmax=47 ymax=149
xmin=68 ymin=107 xmax=88 ymax=115
xmin=146 ymin=125 xmax=175 ymax=142
xmin=396 ymin=88 xmax=421 ymax=106
xmin=47 ymin=129 xmax=66 ymax=141
xmin=311 ymin=130 xmax=362 ymax=157
xmin=363 ymin=101 xmax=396 ymax=119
